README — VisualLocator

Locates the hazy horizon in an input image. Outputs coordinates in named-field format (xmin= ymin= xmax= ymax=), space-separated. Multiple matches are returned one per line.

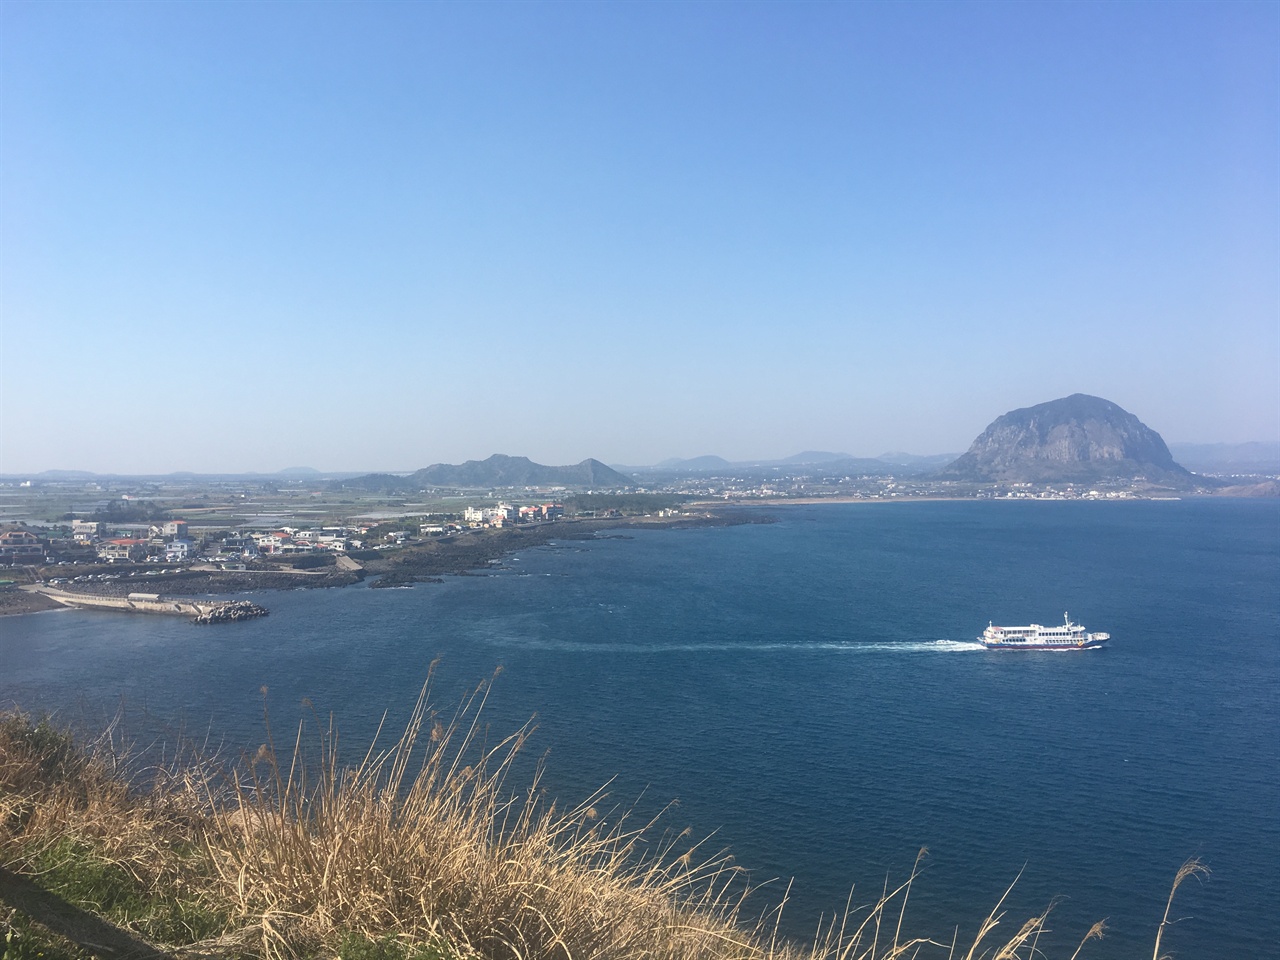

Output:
xmin=3 ymin=2 xmax=1276 ymax=475
xmin=6 ymin=436 xmax=1280 ymax=480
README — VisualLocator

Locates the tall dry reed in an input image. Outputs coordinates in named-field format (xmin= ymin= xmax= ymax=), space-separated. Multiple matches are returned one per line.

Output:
xmin=196 ymin=676 xmax=763 ymax=959
xmin=2 ymin=692 xmax=1208 ymax=960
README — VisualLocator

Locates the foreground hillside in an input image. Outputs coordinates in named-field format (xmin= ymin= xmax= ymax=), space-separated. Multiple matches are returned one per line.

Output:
xmin=0 ymin=696 xmax=1202 ymax=960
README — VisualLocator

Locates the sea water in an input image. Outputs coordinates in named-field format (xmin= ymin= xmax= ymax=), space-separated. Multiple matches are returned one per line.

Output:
xmin=2 ymin=499 xmax=1277 ymax=958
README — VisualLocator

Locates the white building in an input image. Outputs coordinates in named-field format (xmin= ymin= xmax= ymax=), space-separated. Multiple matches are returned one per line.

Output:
xmin=72 ymin=520 xmax=104 ymax=542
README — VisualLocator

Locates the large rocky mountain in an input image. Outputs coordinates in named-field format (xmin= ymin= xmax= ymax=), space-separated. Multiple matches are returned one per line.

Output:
xmin=334 ymin=455 xmax=635 ymax=493
xmin=940 ymin=394 xmax=1196 ymax=485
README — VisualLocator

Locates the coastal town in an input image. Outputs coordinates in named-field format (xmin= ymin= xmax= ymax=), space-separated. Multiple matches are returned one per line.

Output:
xmin=2 ymin=409 xmax=1273 ymax=617
xmin=0 ymin=477 xmax=726 ymax=619
xmin=0 ymin=473 xmax=1191 ymax=576
xmin=0 ymin=499 xmax=586 ymax=569
xmin=0 ymin=457 xmax=1264 ymax=575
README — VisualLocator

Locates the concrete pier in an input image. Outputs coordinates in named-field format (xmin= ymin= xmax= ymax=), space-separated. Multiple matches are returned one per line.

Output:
xmin=31 ymin=587 xmax=267 ymax=623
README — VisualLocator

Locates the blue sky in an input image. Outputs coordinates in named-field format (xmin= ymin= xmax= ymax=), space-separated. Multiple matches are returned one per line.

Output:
xmin=2 ymin=0 xmax=1276 ymax=474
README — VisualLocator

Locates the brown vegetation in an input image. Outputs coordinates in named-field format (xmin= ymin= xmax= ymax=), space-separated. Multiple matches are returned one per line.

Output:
xmin=1 ymin=684 xmax=1206 ymax=960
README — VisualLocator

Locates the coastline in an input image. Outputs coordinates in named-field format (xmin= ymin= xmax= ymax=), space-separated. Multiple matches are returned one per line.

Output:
xmin=0 ymin=590 xmax=66 ymax=617
xmin=0 ymin=508 xmax=771 ymax=617
xmin=7 ymin=495 xmax=1224 ymax=618
xmin=715 ymin=492 xmax=1216 ymax=506
xmin=712 ymin=495 xmax=955 ymax=506
xmin=357 ymin=508 xmax=773 ymax=588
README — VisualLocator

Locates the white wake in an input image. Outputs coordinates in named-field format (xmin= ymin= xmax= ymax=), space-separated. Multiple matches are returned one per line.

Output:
xmin=484 ymin=637 xmax=987 ymax=654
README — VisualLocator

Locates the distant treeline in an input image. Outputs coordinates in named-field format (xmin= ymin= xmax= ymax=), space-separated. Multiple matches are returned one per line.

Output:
xmin=86 ymin=499 xmax=170 ymax=522
xmin=565 ymin=493 xmax=691 ymax=515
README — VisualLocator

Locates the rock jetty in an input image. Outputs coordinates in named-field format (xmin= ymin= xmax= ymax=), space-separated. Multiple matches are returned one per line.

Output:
xmin=192 ymin=600 xmax=268 ymax=625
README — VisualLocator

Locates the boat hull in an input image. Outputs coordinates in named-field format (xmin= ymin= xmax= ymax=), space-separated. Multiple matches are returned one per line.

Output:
xmin=980 ymin=638 xmax=1109 ymax=651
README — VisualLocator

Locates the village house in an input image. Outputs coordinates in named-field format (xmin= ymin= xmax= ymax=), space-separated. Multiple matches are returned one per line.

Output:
xmin=71 ymin=520 xmax=105 ymax=542
xmin=97 ymin=538 xmax=149 ymax=563
xmin=213 ymin=535 xmax=259 ymax=559
xmin=161 ymin=520 xmax=189 ymax=539
xmin=252 ymin=532 xmax=296 ymax=554
xmin=465 ymin=502 xmax=530 ymax=528
xmin=0 ymin=529 xmax=45 ymax=563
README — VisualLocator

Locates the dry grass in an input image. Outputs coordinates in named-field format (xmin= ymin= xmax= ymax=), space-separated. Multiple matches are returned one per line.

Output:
xmin=1151 ymin=858 xmax=1209 ymax=960
xmin=0 ymin=712 xmax=228 ymax=958
xmin=0 ymin=686 xmax=1207 ymax=960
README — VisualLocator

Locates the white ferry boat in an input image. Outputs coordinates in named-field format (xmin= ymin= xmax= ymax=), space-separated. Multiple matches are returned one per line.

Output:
xmin=980 ymin=613 xmax=1110 ymax=651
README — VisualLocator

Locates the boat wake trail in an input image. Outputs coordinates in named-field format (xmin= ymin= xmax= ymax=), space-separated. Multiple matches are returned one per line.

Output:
xmin=484 ymin=637 xmax=987 ymax=654
xmin=872 ymin=639 xmax=986 ymax=653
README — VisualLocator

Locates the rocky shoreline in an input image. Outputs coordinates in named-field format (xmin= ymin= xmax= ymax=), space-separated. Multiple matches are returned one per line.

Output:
xmin=0 ymin=590 xmax=65 ymax=617
xmin=1 ymin=509 xmax=771 ymax=616
xmin=360 ymin=510 xmax=771 ymax=588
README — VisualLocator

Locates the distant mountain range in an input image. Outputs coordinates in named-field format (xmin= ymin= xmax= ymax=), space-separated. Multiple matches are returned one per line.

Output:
xmin=616 ymin=451 xmax=957 ymax=478
xmin=1167 ymin=442 xmax=1280 ymax=475
xmin=939 ymin=394 xmax=1197 ymax=486
xmin=14 ymin=467 xmax=363 ymax=481
xmin=7 ymin=424 xmax=1275 ymax=487
xmin=332 ymin=455 xmax=636 ymax=493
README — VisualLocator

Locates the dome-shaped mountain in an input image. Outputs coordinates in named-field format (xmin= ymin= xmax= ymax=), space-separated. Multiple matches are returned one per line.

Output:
xmin=940 ymin=394 xmax=1195 ymax=485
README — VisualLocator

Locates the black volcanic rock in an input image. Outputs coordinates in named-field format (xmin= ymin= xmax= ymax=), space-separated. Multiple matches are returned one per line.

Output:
xmin=941 ymin=394 xmax=1196 ymax=485
xmin=335 ymin=455 xmax=635 ymax=492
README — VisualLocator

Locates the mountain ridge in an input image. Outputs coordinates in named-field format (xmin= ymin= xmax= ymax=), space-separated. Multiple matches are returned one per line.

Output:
xmin=333 ymin=455 xmax=635 ymax=492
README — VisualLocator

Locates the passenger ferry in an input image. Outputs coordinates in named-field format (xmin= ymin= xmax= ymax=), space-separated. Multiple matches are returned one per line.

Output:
xmin=980 ymin=613 xmax=1110 ymax=651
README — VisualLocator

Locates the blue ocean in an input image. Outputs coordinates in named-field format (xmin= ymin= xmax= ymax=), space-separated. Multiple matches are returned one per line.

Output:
xmin=3 ymin=499 xmax=1277 ymax=958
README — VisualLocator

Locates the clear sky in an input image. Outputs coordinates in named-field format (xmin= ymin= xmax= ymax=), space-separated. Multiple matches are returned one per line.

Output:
xmin=2 ymin=0 xmax=1276 ymax=474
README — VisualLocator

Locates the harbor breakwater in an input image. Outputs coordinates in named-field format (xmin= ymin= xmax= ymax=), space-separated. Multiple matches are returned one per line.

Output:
xmin=32 ymin=587 xmax=267 ymax=624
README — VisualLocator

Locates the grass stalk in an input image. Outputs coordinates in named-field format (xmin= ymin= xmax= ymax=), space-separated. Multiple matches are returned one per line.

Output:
xmin=1151 ymin=858 xmax=1208 ymax=960
xmin=0 ymin=699 xmax=1210 ymax=960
